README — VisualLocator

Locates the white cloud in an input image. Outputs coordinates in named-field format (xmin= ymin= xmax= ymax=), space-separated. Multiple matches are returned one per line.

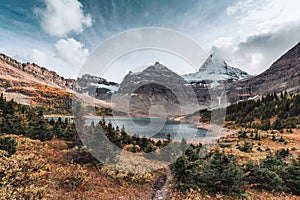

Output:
xmin=228 ymin=0 xmax=300 ymax=37
xmin=213 ymin=0 xmax=300 ymax=74
xmin=36 ymin=0 xmax=92 ymax=37
xmin=226 ymin=0 xmax=255 ymax=16
xmin=212 ymin=22 xmax=300 ymax=74
xmin=54 ymin=38 xmax=89 ymax=67
xmin=212 ymin=37 xmax=236 ymax=55
xmin=29 ymin=49 xmax=48 ymax=66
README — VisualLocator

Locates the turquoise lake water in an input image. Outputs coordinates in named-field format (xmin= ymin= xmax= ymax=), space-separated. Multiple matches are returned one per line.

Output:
xmin=88 ymin=117 xmax=208 ymax=140
xmin=46 ymin=117 xmax=209 ymax=140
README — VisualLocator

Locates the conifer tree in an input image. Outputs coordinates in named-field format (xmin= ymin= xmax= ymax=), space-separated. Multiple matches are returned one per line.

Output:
xmin=199 ymin=150 xmax=245 ymax=195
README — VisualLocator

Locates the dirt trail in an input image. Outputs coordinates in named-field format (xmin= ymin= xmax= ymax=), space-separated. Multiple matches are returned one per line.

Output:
xmin=152 ymin=166 xmax=173 ymax=200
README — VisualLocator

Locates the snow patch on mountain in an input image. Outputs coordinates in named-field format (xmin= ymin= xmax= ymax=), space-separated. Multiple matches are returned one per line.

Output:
xmin=90 ymin=83 xmax=119 ymax=92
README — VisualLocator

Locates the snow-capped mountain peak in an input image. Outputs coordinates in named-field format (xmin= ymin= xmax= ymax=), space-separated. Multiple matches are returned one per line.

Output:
xmin=183 ymin=54 xmax=251 ymax=87
xmin=201 ymin=54 xmax=228 ymax=71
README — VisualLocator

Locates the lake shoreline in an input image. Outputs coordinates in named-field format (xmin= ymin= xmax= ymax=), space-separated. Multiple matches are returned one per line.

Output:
xmin=44 ymin=115 xmax=238 ymax=144
xmin=170 ymin=116 xmax=238 ymax=144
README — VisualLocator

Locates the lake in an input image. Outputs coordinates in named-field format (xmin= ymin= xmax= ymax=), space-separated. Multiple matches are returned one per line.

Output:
xmin=45 ymin=116 xmax=209 ymax=140
xmin=86 ymin=117 xmax=208 ymax=140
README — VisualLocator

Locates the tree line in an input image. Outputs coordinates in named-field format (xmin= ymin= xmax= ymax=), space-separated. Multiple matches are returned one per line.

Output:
xmin=225 ymin=91 xmax=300 ymax=130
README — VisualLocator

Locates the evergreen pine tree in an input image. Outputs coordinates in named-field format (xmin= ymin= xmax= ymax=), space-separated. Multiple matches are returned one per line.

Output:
xmin=199 ymin=150 xmax=245 ymax=195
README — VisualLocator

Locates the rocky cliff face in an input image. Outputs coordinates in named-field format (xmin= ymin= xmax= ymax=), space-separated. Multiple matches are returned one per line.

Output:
xmin=0 ymin=53 xmax=75 ymax=89
xmin=226 ymin=41 xmax=300 ymax=102
xmin=0 ymin=53 xmax=76 ymax=107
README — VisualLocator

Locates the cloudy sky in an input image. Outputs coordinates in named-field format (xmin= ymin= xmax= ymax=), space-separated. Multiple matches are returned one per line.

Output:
xmin=0 ymin=0 xmax=300 ymax=81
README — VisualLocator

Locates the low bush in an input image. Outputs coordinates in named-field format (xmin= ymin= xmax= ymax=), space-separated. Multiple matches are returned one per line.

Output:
xmin=0 ymin=137 xmax=17 ymax=156
xmin=0 ymin=153 xmax=50 ymax=199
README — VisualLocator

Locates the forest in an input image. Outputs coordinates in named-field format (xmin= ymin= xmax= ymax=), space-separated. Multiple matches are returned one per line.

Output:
xmin=225 ymin=91 xmax=300 ymax=130
xmin=0 ymin=92 xmax=300 ymax=199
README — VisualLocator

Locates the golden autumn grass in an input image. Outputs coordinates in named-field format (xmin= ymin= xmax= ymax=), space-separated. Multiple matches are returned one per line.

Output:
xmin=5 ymin=82 xmax=72 ymax=110
xmin=1 ymin=128 xmax=300 ymax=199
xmin=217 ymin=128 xmax=300 ymax=164
xmin=0 ymin=134 xmax=163 ymax=200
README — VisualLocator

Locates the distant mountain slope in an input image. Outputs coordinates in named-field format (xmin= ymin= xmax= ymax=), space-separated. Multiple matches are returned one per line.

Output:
xmin=227 ymin=41 xmax=300 ymax=102
xmin=2 ymin=39 xmax=300 ymax=112
xmin=0 ymin=53 xmax=118 ymax=109
xmin=75 ymin=74 xmax=119 ymax=100
xmin=183 ymin=54 xmax=251 ymax=88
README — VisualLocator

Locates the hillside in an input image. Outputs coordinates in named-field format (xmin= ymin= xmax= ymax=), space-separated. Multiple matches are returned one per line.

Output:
xmin=225 ymin=92 xmax=300 ymax=129
xmin=168 ymin=93 xmax=300 ymax=199
xmin=0 ymin=82 xmax=299 ymax=199
xmin=0 ymin=53 xmax=74 ymax=90
xmin=0 ymin=54 xmax=74 ymax=111
xmin=0 ymin=134 xmax=156 ymax=199
xmin=226 ymin=41 xmax=300 ymax=102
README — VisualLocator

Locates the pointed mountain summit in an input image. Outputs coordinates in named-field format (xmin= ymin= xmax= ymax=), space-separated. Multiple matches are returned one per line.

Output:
xmin=200 ymin=53 xmax=228 ymax=72
xmin=183 ymin=53 xmax=251 ymax=87
xmin=118 ymin=62 xmax=188 ymax=93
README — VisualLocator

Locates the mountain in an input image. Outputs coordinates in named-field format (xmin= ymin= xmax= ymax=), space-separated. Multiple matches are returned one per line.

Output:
xmin=183 ymin=54 xmax=251 ymax=88
xmin=227 ymin=41 xmax=300 ymax=102
xmin=118 ymin=62 xmax=187 ymax=94
xmin=2 ymin=39 xmax=300 ymax=113
xmin=113 ymin=62 xmax=200 ymax=117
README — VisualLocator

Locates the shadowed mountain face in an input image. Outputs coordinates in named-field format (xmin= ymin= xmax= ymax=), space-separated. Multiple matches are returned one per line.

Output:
xmin=75 ymin=74 xmax=119 ymax=100
xmin=226 ymin=41 xmax=300 ymax=102
xmin=112 ymin=62 xmax=203 ymax=117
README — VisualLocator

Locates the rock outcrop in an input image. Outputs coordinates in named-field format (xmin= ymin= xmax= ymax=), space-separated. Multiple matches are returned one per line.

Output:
xmin=75 ymin=74 xmax=119 ymax=100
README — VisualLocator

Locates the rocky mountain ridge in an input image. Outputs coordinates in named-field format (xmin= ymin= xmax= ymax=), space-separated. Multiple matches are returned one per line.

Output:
xmin=0 ymin=53 xmax=119 ymax=107
xmin=75 ymin=74 xmax=119 ymax=100
xmin=0 ymin=53 xmax=74 ymax=90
